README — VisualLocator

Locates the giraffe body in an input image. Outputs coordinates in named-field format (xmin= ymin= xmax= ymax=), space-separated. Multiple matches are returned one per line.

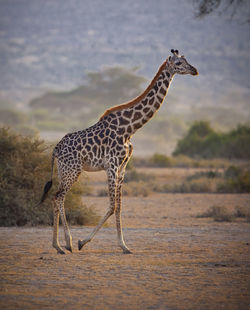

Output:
xmin=40 ymin=50 xmax=198 ymax=254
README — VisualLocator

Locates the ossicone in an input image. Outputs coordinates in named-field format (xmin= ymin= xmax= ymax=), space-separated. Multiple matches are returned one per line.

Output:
xmin=171 ymin=49 xmax=179 ymax=55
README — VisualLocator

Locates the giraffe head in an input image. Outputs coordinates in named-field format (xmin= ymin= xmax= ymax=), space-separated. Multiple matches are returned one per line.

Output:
xmin=169 ymin=49 xmax=198 ymax=76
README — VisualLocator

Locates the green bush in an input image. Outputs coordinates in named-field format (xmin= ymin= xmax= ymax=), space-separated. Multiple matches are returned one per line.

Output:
xmin=0 ymin=127 xmax=97 ymax=226
xmin=173 ymin=121 xmax=250 ymax=159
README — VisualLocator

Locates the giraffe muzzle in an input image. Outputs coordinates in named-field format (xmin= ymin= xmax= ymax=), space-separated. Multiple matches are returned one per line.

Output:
xmin=191 ymin=66 xmax=199 ymax=76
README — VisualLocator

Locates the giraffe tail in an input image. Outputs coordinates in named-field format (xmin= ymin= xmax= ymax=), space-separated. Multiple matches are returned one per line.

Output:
xmin=37 ymin=150 xmax=56 ymax=205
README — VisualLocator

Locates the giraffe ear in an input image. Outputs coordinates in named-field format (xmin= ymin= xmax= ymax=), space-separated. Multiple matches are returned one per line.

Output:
xmin=168 ymin=56 xmax=171 ymax=61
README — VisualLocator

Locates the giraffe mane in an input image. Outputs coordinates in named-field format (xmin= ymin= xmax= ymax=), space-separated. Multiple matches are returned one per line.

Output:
xmin=99 ymin=59 xmax=168 ymax=120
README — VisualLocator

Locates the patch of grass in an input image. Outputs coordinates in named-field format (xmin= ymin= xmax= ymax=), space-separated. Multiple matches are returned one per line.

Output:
xmin=97 ymin=188 xmax=108 ymax=197
xmin=148 ymin=153 xmax=171 ymax=167
xmin=154 ymin=166 xmax=250 ymax=194
xmin=197 ymin=206 xmax=235 ymax=222
xmin=186 ymin=170 xmax=222 ymax=181
xmin=234 ymin=206 xmax=250 ymax=222
xmin=65 ymin=203 xmax=100 ymax=226
xmin=123 ymin=182 xmax=151 ymax=197
xmin=179 ymin=178 xmax=217 ymax=193
xmin=162 ymin=179 xmax=216 ymax=193
xmin=197 ymin=205 xmax=250 ymax=222
xmin=132 ymin=154 xmax=234 ymax=169
xmin=124 ymin=169 xmax=154 ymax=183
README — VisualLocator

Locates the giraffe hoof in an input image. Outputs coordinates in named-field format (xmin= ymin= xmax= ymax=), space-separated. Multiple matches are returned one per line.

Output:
xmin=78 ymin=240 xmax=84 ymax=251
xmin=123 ymin=248 xmax=132 ymax=254
xmin=65 ymin=246 xmax=73 ymax=253
xmin=57 ymin=249 xmax=66 ymax=255
xmin=78 ymin=239 xmax=89 ymax=251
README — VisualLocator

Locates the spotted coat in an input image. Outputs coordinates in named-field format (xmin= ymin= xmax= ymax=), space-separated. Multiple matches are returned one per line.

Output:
xmin=43 ymin=51 xmax=198 ymax=254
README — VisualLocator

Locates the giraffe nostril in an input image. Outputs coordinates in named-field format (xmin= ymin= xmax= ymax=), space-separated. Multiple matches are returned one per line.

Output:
xmin=191 ymin=67 xmax=198 ymax=76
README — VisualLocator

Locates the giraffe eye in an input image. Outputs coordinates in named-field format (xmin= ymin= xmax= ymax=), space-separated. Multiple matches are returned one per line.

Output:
xmin=175 ymin=62 xmax=181 ymax=66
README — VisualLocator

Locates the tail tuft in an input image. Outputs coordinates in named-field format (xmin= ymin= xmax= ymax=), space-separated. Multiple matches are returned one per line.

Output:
xmin=40 ymin=180 xmax=53 ymax=204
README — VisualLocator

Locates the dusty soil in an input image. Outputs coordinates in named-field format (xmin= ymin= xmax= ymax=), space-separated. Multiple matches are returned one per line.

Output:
xmin=1 ymin=169 xmax=250 ymax=309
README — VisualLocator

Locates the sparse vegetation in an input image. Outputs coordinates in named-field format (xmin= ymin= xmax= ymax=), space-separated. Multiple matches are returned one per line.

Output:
xmin=97 ymin=188 xmax=109 ymax=197
xmin=123 ymin=182 xmax=151 ymax=197
xmin=124 ymin=169 xmax=153 ymax=183
xmin=197 ymin=205 xmax=250 ymax=222
xmin=0 ymin=127 xmax=98 ymax=226
xmin=126 ymin=165 xmax=250 ymax=195
xmin=161 ymin=166 xmax=249 ymax=194
xmin=197 ymin=206 xmax=235 ymax=222
xmin=132 ymin=154 xmax=234 ymax=169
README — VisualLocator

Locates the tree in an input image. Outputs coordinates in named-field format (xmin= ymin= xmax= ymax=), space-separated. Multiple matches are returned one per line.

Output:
xmin=192 ymin=0 xmax=250 ymax=23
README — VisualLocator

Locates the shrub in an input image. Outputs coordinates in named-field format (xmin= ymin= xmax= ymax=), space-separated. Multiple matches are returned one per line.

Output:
xmin=235 ymin=206 xmax=250 ymax=220
xmin=217 ymin=166 xmax=250 ymax=193
xmin=157 ymin=178 xmax=216 ymax=193
xmin=186 ymin=170 xmax=222 ymax=181
xmin=0 ymin=127 xmax=97 ymax=226
xmin=197 ymin=205 xmax=250 ymax=222
xmin=197 ymin=206 xmax=235 ymax=222
xmin=132 ymin=154 xmax=232 ymax=169
xmin=148 ymin=153 xmax=171 ymax=167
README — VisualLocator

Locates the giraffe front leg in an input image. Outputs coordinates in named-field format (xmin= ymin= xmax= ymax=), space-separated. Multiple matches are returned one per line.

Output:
xmin=116 ymin=147 xmax=133 ymax=254
xmin=78 ymin=168 xmax=117 ymax=251
xmin=116 ymin=176 xmax=132 ymax=254
xmin=59 ymin=204 xmax=73 ymax=253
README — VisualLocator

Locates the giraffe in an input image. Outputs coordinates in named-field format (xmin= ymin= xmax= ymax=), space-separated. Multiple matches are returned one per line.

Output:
xmin=39 ymin=49 xmax=198 ymax=254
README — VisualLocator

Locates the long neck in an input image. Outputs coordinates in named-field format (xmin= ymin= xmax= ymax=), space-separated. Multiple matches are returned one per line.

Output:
xmin=120 ymin=62 xmax=174 ymax=136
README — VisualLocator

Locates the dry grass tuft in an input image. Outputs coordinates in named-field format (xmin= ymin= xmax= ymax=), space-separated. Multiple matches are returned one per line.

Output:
xmin=123 ymin=182 xmax=151 ymax=197
xmin=197 ymin=205 xmax=250 ymax=222
xmin=198 ymin=206 xmax=235 ymax=222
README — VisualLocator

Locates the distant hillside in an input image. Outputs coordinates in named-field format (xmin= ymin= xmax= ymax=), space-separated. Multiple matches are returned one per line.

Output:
xmin=0 ymin=0 xmax=249 ymax=105
xmin=28 ymin=65 xmax=250 ymax=156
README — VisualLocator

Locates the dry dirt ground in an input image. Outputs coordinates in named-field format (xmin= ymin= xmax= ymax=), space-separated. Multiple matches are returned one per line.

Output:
xmin=1 ymin=169 xmax=250 ymax=310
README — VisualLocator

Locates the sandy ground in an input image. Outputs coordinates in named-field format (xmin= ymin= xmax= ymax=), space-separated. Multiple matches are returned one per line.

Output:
xmin=1 ymin=169 xmax=250 ymax=309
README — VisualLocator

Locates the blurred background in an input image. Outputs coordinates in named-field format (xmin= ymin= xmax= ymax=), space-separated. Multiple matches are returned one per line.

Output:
xmin=0 ymin=0 xmax=249 ymax=155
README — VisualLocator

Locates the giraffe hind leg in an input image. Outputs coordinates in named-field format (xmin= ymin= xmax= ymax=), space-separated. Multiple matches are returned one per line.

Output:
xmin=52 ymin=196 xmax=65 ymax=254
xmin=53 ymin=187 xmax=73 ymax=254
xmin=53 ymin=167 xmax=81 ymax=254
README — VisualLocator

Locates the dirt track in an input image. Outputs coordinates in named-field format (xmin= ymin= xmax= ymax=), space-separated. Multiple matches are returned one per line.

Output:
xmin=0 ymin=192 xmax=250 ymax=310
